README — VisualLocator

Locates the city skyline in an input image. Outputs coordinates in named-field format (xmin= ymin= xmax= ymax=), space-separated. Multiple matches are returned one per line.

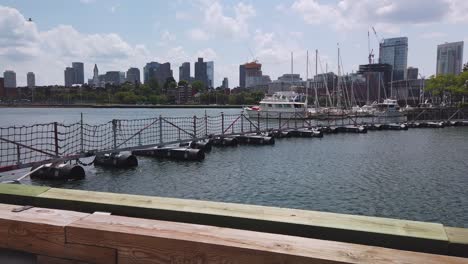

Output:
xmin=1 ymin=1 xmax=468 ymax=87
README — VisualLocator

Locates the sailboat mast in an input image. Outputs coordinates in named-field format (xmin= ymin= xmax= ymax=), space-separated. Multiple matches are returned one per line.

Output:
xmin=291 ymin=51 xmax=293 ymax=85
xmin=315 ymin=49 xmax=319 ymax=108
xmin=337 ymin=44 xmax=341 ymax=108
xmin=306 ymin=50 xmax=309 ymax=107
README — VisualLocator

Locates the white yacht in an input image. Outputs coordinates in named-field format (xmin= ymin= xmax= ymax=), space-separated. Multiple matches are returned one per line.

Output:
xmin=374 ymin=99 xmax=403 ymax=118
xmin=244 ymin=91 xmax=308 ymax=119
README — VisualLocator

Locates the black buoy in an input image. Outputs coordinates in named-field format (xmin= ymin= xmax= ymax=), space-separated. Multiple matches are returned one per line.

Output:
xmin=94 ymin=151 xmax=138 ymax=168
xmin=133 ymin=147 xmax=205 ymax=161
xmin=235 ymin=135 xmax=275 ymax=145
xmin=268 ymin=130 xmax=291 ymax=138
xmin=180 ymin=140 xmax=212 ymax=152
xmin=210 ymin=136 xmax=238 ymax=147
xmin=30 ymin=163 xmax=85 ymax=180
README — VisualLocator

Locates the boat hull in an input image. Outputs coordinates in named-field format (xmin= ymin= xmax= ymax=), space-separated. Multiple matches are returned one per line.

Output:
xmin=244 ymin=108 xmax=307 ymax=119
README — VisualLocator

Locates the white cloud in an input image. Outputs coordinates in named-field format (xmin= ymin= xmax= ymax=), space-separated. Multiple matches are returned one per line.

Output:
xmin=175 ymin=11 xmax=191 ymax=20
xmin=0 ymin=5 xmax=149 ymax=86
xmin=290 ymin=0 xmax=467 ymax=32
xmin=79 ymin=0 xmax=95 ymax=4
xmin=157 ymin=30 xmax=176 ymax=46
xmin=189 ymin=1 xmax=256 ymax=41
xmin=419 ymin=32 xmax=447 ymax=39
xmin=188 ymin=28 xmax=209 ymax=41
xmin=110 ymin=4 xmax=120 ymax=13
xmin=195 ymin=48 xmax=218 ymax=61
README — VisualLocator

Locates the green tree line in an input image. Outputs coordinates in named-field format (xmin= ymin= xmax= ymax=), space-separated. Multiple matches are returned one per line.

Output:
xmin=426 ymin=64 xmax=468 ymax=106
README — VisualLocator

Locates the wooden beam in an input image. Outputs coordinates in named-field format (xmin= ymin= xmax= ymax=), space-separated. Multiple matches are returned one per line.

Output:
xmin=446 ymin=227 xmax=468 ymax=258
xmin=0 ymin=204 xmax=116 ymax=264
xmin=67 ymin=213 xmax=468 ymax=264
xmin=0 ymin=183 xmax=50 ymax=205
xmin=37 ymin=188 xmax=449 ymax=254
xmin=37 ymin=255 xmax=90 ymax=264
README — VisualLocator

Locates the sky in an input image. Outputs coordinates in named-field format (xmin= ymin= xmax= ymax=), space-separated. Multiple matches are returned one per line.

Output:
xmin=1 ymin=0 xmax=468 ymax=87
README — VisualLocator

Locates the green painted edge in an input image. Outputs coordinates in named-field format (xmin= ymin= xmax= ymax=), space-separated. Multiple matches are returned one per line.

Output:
xmin=2 ymin=185 xmax=468 ymax=257
xmin=0 ymin=183 xmax=50 ymax=197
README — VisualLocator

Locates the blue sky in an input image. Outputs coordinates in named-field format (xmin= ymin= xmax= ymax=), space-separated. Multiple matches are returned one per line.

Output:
xmin=1 ymin=0 xmax=467 ymax=87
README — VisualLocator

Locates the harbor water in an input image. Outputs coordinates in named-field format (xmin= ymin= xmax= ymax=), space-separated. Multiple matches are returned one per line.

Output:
xmin=1 ymin=107 xmax=468 ymax=228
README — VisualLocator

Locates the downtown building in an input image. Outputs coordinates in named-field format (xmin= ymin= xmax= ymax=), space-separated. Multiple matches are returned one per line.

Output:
xmin=126 ymin=67 xmax=141 ymax=84
xmin=2 ymin=70 xmax=18 ymax=98
xmin=436 ymin=41 xmax=464 ymax=76
xmin=179 ymin=62 xmax=191 ymax=83
xmin=27 ymin=72 xmax=35 ymax=89
xmin=144 ymin=62 xmax=173 ymax=87
xmin=64 ymin=62 xmax=85 ymax=86
xmin=194 ymin=58 xmax=208 ymax=88
xmin=206 ymin=61 xmax=214 ymax=88
xmin=222 ymin=77 xmax=229 ymax=89
xmin=3 ymin=70 xmax=17 ymax=88
xmin=239 ymin=61 xmax=271 ymax=91
xmin=379 ymin=37 xmax=408 ymax=81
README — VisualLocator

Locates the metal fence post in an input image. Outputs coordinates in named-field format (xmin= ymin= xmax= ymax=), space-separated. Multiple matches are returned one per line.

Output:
xmin=80 ymin=113 xmax=84 ymax=153
xmin=54 ymin=122 xmax=59 ymax=156
xmin=16 ymin=145 xmax=21 ymax=165
xmin=241 ymin=112 xmax=244 ymax=133
xmin=221 ymin=112 xmax=225 ymax=135
xmin=204 ymin=112 xmax=208 ymax=136
xmin=294 ymin=113 xmax=297 ymax=129
xmin=279 ymin=113 xmax=282 ymax=130
xmin=159 ymin=115 xmax=163 ymax=144
xmin=112 ymin=120 xmax=117 ymax=149
xmin=193 ymin=115 xmax=197 ymax=139
xmin=257 ymin=112 xmax=260 ymax=132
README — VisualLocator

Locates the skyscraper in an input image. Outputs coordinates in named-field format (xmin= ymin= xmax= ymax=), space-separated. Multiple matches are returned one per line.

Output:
xmin=194 ymin=58 xmax=208 ymax=87
xmin=72 ymin=62 xmax=84 ymax=84
xmin=144 ymin=62 xmax=173 ymax=86
xmin=3 ymin=70 xmax=17 ymax=88
xmin=27 ymin=72 xmax=35 ymax=88
xmin=179 ymin=62 xmax=190 ymax=82
xmin=206 ymin=61 xmax=214 ymax=88
xmin=222 ymin=77 xmax=229 ymax=89
xmin=93 ymin=64 xmax=99 ymax=86
xmin=436 ymin=41 xmax=464 ymax=76
xmin=64 ymin=67 xmax=75 ymax=87
xmin=407 ymin=67 xmax=418 ymax=80
xmin=0 ymin=78 xmax=4 ymax=98
xmin=239 ymin=64 xmax=246 ymax=88
xmin=126 ymin=67 xmax=141 ymax=84
xmin=379 ymin=37 xmax=408 ymax=81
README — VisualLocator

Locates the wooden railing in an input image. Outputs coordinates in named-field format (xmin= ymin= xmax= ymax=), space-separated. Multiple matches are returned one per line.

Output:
xmin=1 ymin=183 xmax=468 ymax=262
xmin=1 ymin=202 xmax=468 ymax=264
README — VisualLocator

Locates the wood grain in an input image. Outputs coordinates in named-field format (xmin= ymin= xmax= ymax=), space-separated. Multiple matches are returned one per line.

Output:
xmin=0 ymin=204 xmax=116 ymax=264
xmin=446 ymin=227 xmax=468 ymax=257
xmin=37 ymin=255 xmax=91 ymax=264
xmin=67 ymin=213 xmax=468 ymax=264
xmin=39 ymin=188 xmax=448 ymax=241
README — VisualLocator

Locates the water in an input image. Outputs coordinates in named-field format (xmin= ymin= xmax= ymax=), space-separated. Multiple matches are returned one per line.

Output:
xmin=1 ymin=107 xmax=468 ymax=228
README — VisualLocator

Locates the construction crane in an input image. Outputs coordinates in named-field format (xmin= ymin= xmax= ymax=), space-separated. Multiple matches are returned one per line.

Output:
xmin=372 ymin=26 xmax=384 ymax=44
xmin=368 ymin=31 xmax=374 ymax=64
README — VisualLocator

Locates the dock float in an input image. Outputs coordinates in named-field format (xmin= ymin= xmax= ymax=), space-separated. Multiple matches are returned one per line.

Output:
xmin=210 ymin=136 xmax=239 ymax=147
xmin=132 ymin=147 xmax=205 ymax=161
xmin=288 ymin=129 xmax=323 ymax=138
xmin=234 ymin=135 xmax=275 ymax=145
